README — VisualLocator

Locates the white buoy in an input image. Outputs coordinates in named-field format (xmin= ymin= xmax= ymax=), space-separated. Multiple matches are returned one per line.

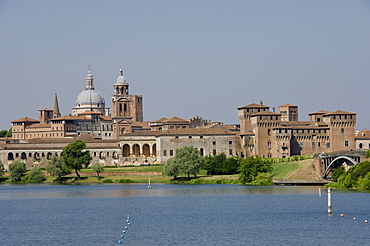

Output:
xmin=365 ymin=220 xmax=368 ymax=223
xmin=148 ymin=178 xmax=152 ymax=189
xmin=328 ymin=187 xmax=332 ymax=214
xmin=125 ymin=226 xmax=128 ymax=229
xmin=319 ymin=188 xmax=321 ymax=197
xmin=353 ymin=217 xmax=356 ymax=220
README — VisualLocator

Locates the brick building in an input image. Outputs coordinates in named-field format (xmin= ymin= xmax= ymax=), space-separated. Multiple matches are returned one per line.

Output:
xmin=238 ymin=101 xmax=356 ymax=158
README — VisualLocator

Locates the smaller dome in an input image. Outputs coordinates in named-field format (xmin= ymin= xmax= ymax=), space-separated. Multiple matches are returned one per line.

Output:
xmin=116 ymin=68 xmax=127 ymax=84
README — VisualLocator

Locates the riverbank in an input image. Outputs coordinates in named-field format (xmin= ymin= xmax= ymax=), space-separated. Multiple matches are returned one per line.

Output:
xmin=1 ymin=158 xmax=327 ymax=185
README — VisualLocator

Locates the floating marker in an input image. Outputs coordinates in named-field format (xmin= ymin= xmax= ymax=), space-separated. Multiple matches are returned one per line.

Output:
xmin=365 ymin=220 xmax=368 ymax=223
xmin=122 ymin=230 xmax=126 ymax=233
xmin=120 ymin=235 xmax=125 ymax=238
xmin=328 ymin=187 xmax=332 ymax=215
xmin=353 ymin=217 xmax=356 ymax=220
xmin=125 ymin=226 xmax=128 ymax=229
xmin=340 ymin=214 xmax=344 ymax=217
xmin=127 ymin=220 xmax=129 ymax=222
xmin=128 ymin=223 xmax=131 ymax=226
xmin=118 ymin=241 xmax=122 ymax=244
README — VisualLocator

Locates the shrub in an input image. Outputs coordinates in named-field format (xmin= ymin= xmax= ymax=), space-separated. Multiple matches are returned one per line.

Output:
xmin=117 ymin=179 xmax=136 ymax=183
xmin=102 ymin=179 xmax=113 ymax=183
xmin=27 ymin=167 xmax=45 ymax=183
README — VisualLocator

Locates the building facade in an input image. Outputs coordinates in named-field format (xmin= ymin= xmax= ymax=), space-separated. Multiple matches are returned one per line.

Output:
xmin=238 ymin=101 xmax=356 ymax=158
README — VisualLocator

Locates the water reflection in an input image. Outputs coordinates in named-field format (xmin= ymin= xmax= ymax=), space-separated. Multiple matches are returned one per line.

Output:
xmin=0 ymin=183 xmax=334 ymax=200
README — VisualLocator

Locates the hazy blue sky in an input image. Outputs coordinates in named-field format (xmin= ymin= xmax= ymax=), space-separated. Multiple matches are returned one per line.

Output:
xmin=1 ymin=0 xmax=370 ymax=130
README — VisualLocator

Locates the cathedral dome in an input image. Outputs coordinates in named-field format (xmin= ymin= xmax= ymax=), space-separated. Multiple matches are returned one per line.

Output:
xmin=76 ymin=89 xmax=105 ymax=106
xmin=75 ymin=68 xmax=105 ymax=107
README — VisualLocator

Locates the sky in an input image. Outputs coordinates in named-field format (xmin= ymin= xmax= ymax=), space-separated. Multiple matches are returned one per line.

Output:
xmin=1 ymin=0 xmax=370 ymax=130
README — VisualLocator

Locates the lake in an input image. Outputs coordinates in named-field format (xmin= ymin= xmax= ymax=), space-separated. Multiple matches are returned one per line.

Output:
xmin=0 ymin=184 xmax=369 ymax=246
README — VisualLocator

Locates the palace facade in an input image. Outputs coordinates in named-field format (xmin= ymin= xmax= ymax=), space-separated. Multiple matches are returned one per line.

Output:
xmin=0 ymin=68 xmax=359 ymax=169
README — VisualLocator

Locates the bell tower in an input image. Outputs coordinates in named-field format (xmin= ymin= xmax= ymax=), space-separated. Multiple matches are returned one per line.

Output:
xmin=112 ymin=68 xmax=143 ymax=121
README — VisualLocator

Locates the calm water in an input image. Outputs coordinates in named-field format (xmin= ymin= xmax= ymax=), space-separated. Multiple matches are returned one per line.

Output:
xmin=0 ymin=184 xmax=369 ymax=246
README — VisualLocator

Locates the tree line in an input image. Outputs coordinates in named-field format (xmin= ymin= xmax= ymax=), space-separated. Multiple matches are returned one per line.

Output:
xmin=164 ymin=146 xmax=273 ymax=184
xmin=0 ymin=128 xmax=12 ymax=138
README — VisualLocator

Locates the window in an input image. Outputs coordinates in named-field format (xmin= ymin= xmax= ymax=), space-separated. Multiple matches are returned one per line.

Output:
xmin=229 ymin=141 xmax=232 ymax=145
xmin=189 ymin=136 xmax=192 ymax=138
xmin=268 ymin=154 xmax=272 ymax=158
xmin=344 ymin=140 xmax=349 ymax=147
xmin=213 ymin=141 xmax=216 ymax=145
xmin=170 ymin=126 xmax=174 ymax=129
xmin=312 ymin=142 xmax=316 ymax=148
xmin=175 ymin=136 xmax=178 ymax=139
xmin=341 ymin=128 xmax=344 ymax=134
xmin=267 ymin=141 xmax=271 ymax=148
xmin=213 ymin=149 xmax=217 ymax=155
xmin=300 ymin=142 xmax=304 ymax=148
xmin=229 ymin=149 xmax=233 ymax=155
xmin=170 ymin=150 xmax=174 ymax=156
xmin=200 ymin=148 xmax=204 ymax=156
xmin=359 ymin=143 xmax=363 ymax=149
xmin=200 ymin=136 xmax=203 ymax=139
xmin=163 ymin=150 xmax=167 ymax=156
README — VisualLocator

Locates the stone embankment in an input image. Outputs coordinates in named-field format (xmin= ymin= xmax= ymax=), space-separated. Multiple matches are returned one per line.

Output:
xmin=273 ymin=179 xmax=330 ymax=185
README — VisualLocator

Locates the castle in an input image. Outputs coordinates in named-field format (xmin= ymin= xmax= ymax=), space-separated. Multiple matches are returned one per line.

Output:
xmin=0 ymin=68 xmax=359 ymax=169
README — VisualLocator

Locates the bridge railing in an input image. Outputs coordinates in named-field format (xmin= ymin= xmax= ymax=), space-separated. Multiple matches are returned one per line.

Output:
xmin=314 ymin=150 xmax=367 ymax=159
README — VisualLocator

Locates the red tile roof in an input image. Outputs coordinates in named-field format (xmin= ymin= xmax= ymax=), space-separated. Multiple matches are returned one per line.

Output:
xmin=12 ymin=117 xmax=40 ymax=123
xmin=237 ymin=103 xmax=270 ymax=109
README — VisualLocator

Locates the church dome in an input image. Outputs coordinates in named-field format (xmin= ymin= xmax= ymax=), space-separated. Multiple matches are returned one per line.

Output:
xmin=76 ymin=89 xmax=105 ymax=106
xmin=75 ymin=68 xmax=105 ymax=107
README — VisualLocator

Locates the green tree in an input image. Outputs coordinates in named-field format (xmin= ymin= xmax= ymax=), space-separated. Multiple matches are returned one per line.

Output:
xmin=332 ymin=166 xmax=346 ymax=182
xmin=9 ymin=161 xmax=27 ymax=182
xmin=0 ymin=160 xmax=4 ymax=177
xmin=0 ymin=130 xmax=7 ymax=137
xmin=164 ymin=157 xmax=181 ymax=179
xmin=91 ymin=163 xmax=104 ymax=180
xmin=366 ymin=150 xmax=370 ymax=158
xmin=238 ymin=156 xmax=273 ymax=184
xmin=205 ymin=154 xmax=241 ymax=175
xmin=5 ymin=128 xmax=12 ymax=137
xmin=164 ymin=146 xmax=205 ymax=180
xmin=177 ymin=146 xmax=205 ymax=179
xmin=46 ymin=155 xmax=71 ymax=180
xmin=0 ymin=128 xmax=12 ymax=138
xmin=61 ymin=140 xmax=92 ymax=179
xmin=224 ymin=156 xmax=242 ymax=174
xmin=27 ymin=167 xmax=45 ymax=183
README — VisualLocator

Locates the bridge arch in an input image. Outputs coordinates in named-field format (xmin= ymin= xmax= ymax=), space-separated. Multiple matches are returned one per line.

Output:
xmin=323 ymin=155 xmax=358 ymax=178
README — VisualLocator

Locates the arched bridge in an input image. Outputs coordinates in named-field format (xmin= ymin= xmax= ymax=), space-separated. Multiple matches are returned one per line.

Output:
xmin=316 ymin=151 xmax=366 ymax=179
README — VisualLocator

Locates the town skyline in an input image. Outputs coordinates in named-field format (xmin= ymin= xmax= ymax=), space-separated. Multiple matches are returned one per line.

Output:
xmin=1 ymin=0 xmax=370 ymax=130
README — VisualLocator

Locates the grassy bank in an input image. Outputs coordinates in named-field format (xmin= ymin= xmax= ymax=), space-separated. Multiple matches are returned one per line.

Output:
xmin=2 ymin=159 xmax=321 ymax=184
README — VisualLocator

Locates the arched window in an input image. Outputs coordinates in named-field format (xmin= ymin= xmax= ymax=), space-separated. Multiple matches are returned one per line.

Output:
xmin=8 ymin=152 xmax=14 ymax=160
xmin=200 ymin=148 xmax=204 ymax=156
xmin=122 ymin=144 xmax=130 ymax=157
xmin=359 ymin=143 xmax=363 ymax=149
xmin=341 ymin=128 xmax=344 ymax=134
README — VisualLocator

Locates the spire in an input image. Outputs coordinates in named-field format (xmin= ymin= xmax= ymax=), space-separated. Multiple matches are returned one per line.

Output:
xmin=86 ymin=66 xmax=94 ymax=89
xmin=53 ymin=91 xmax=61 ymax=118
